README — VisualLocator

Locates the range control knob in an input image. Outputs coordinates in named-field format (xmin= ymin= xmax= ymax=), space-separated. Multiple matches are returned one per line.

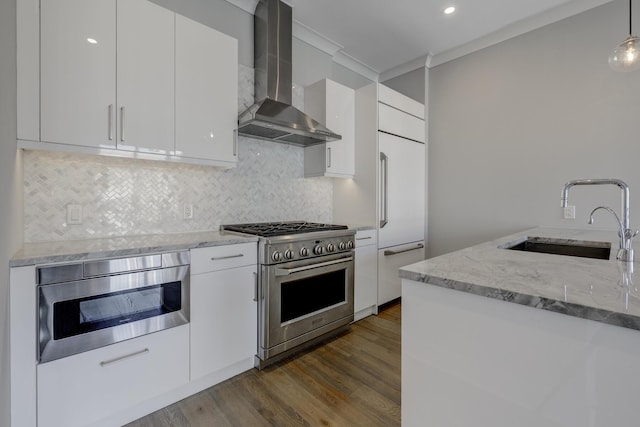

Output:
xmin=346 ymin=240 xmax=354 ymax=249
xmin=271 ymin=251 xmax=283 ymax=262
xmin=338 ymin=242 xmax=346 ymax=251
xmin=284 ymin=249 xmax=294 ymax=260
xmin=326 ymin=243 xmax=335 ymax=252
xmin=313 ymin=245 xmax=324 ymax=255
xmin=300 ymin=247 xmax=309 ymax=257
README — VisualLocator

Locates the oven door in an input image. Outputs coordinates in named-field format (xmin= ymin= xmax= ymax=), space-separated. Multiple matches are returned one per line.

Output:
xmin=38 ymin=265 xmax=190 ymax=363
xmin=260 ymin=252 xmax=354 ymax=360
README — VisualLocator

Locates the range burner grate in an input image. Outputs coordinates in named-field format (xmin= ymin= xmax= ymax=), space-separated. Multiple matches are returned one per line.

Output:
xmin=222 ymin=221 xmax=348 ymax=237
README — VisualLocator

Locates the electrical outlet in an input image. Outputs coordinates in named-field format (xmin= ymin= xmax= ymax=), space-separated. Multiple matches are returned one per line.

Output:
xmin=66 ymin=204 xmax=83 ymax=225
xmin=563 ymin=205 xmax=576 ymax=220
xmin=183 ymin=204 xmax=194 ymax=220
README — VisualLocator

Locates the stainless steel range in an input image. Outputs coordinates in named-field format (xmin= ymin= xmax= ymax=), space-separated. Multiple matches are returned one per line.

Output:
xmin=221 ymin=221 xmax=355 ymax=369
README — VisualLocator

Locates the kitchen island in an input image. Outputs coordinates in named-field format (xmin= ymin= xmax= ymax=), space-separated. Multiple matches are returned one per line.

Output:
xmin=400 ymin=227 xmax=640 ymax=427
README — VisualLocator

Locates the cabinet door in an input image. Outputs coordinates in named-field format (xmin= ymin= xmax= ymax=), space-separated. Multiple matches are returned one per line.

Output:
xmin=325 ymin=80 xmax=355 ymax=176
xmin=191 ymin=265 xmax=257 ymax=380
xmin=116 ymin=0 xmax=175 ymax=154
xmin=37 ymin=325 xmax=189 ymax=427
xmin=40 ymin=0 xmax=116 ymax=148
xmin=304 ymin=79 xmax=355 ymax=178
xmin=355 ymin=241 xmax=378 ymax=315
xmin=378 ymin=132 xmax=426 ymax=249
xmin=175 ymin=14 xmax=238 ymax=163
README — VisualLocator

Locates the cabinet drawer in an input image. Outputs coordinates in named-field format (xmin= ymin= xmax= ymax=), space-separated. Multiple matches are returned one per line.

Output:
xmin=37 ymin=324 xmax=189 ymax=427
xmin=378 ymin=103 xmax=425 ymax=143
xmin=355 ymin=229 xmax=377 ymax=247
xmin=191 ymin=242 xmax=257 ymax=274
xmin=378 ymin=84 xmax=424 ymax=119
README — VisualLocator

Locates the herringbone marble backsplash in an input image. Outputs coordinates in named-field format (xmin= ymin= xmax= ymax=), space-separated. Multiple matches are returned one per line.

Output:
xmin=22 ymin=66 xmax=333 ymax=243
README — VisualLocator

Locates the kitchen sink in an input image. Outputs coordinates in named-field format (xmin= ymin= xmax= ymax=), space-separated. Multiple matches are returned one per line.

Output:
xmin=500 ymin=237 xmax=611 ymax=260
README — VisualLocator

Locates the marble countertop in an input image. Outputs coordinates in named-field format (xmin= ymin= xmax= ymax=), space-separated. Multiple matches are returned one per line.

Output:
xmin=10 ymin=230 xmax=259 ymax=267
xmin=399 ymin=227 xmax=640 ymax=331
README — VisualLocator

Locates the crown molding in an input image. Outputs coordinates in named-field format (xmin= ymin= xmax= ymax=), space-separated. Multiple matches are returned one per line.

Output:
xmin=333 ymin=51 xmax=379 ymax=81
xmin=222 ymin=0 xmax=258 ymax=14
xmin=292 ymin=20 xmax=343 ymax=56
xmin=379 ymin=55 xmax=430 ymax=82
xmin=293 ymin=20 xmax=379 ymax=80
xmin=430 ymin=0 xmax=614 ymax=67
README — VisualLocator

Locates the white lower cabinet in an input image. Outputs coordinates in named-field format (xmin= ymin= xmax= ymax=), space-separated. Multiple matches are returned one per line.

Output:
xmin=190 ymin=244 xmax=258 ymax=380
xmin=354 ymin=229 xmax=378 ymax=321
xmin=37 ymin=324 xmax=189 ymax=427
xmin=378 ymin=241 xmax=425 ymax=305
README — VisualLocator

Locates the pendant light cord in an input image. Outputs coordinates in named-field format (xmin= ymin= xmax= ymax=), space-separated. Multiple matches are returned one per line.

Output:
xmin=630 ymin=0 xmax=633 ymax=36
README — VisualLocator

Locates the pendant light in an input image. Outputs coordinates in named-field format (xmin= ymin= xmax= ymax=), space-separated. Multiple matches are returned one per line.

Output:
xmin=609 ymin=0 xmax=640 ymax=71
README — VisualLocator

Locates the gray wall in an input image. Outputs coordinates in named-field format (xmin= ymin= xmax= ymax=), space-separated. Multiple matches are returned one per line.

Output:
xmin=1 ymin=0 xmax=22 ymax=426
xmin=382 ymin=66 xmax=426 ymax=103
xmin=428 ymin=0 xmax=640 ymax=256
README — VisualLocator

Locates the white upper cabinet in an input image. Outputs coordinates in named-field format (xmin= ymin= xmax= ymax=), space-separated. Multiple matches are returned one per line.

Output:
xmin=30 ymin=0 xmax=239 ymax=167
xmin=41 ymin=0 xmax=174 ymax=153
xmin=116 ymin=0 xmax=174 ymax=154
xmin=40 ymin=0 xmax=117 ymax=149
xmin=304 ymin=79 xmax=355 ymax=178
xmin=175 ymin=14 xmax=238 ymax=165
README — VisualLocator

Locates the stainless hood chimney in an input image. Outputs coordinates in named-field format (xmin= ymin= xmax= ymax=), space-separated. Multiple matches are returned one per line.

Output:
xmin=237 ymin=0 xmax=341 ymax=146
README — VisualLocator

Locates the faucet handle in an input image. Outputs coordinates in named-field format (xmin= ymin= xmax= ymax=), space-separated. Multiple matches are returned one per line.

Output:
xmin=623 ymin=228 xmax=639 ymax=241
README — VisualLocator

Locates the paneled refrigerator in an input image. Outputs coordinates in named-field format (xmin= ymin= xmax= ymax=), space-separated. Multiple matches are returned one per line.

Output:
xmin=333 ymin=82 xmax=426 ymax=308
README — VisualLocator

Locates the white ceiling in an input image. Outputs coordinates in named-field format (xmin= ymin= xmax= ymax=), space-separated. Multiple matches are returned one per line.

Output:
xmin=228 ymin=0 xmax=614 ymax=76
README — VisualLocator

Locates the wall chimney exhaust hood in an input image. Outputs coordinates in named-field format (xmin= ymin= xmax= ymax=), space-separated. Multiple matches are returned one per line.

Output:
xmin=237 ymin=0 xmax=341 ymax=146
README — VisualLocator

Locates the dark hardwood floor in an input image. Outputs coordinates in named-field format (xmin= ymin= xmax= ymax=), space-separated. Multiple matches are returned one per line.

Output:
xmin=126 ymin=302 xmax=401 ymax=427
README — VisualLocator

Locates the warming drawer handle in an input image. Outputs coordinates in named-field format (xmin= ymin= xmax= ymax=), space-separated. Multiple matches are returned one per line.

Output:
xmin=384 ymin=243 xmax=424 ymax=256
xmin=99 ymin=348 xmax=149 ymax=367
xmin=275 ymin=257 xmax=353 ymax=277
xmin=211 ymin=254 xmax=244 ymax=261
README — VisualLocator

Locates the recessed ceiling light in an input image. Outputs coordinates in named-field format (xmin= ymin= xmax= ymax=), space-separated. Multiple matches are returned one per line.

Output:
xmin=444 ymin=6 xmax=456 ymax=15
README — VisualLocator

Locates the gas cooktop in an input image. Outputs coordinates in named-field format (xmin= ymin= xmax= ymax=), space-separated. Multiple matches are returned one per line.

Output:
xmin=221 ymin=221 xmax=349 ymax=237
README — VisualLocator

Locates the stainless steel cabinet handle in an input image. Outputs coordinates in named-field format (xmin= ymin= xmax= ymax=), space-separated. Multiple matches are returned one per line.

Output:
xmin=384 ymin=243 xmax=424 ymax=256
xmin=356 ymin=236 xmax=373 ymax=241
xmin=233 ymin=129 xmax=238 ymax=156
xmin=100 ymin=348 xmax=149 ymax=367
xmin=275 ymin=257 xmax=353 ymax=277
xmin=380 ymin=152 xmax=388 ymax=228
xmin=211 ymin=254 xmax=244 ymax=261
xmin=327 ymin=147 xmax=332 ymax=168
xmin=253 ymin=272 xmax=258 ymax=302
xmin=108 ymin=104 xmax=114 ymax=140
xmin=120 ymin=106 xmax=125 ymax=141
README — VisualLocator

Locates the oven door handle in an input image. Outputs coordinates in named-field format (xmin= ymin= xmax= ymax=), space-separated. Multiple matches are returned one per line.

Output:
xmin=275 ymin=257 xmax=353 ymax=277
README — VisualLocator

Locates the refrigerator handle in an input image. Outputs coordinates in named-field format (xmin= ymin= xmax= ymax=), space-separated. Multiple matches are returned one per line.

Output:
xmin=380 ymin=152 xmax=388 ymax=228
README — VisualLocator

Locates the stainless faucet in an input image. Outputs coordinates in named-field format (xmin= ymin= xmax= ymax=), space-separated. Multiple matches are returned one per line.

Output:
xmin=588 ymin=206 xmax=638 ymax=262
xmin=561 ymin=179 xmax=636 ymax=262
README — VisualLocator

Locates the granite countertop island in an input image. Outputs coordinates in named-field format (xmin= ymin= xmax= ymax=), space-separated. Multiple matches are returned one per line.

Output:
xmin=10 ymin=230 xmax=258 ymax=267
xmin=399 ymin=226 xmax=640 ymax=331
xmin=400 ymin=226 xmax=640 ymax=427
